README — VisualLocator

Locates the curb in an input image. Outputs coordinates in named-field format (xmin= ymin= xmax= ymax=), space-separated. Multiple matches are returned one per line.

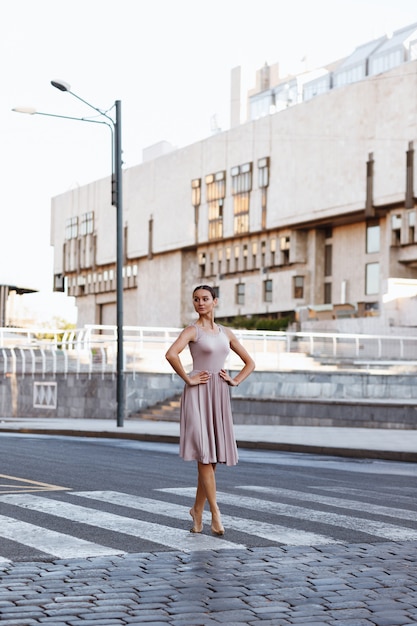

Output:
xmin=2 ymin=426 xmax=416 ymax=463
xmin=236 ymin=439 xmax=417 ymax=463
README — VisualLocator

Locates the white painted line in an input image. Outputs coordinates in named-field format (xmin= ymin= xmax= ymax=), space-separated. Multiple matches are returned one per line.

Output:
xmin=73 ymin=490 xmax=337 ymax=546
xmin=160 ymin=487 xmax=417 ymax=542
xmin=0 ymin=514 xmax=124 ymax=559
xmin=0 ymin=494 xmax=243 ymax=552
xmin=236 ymin=486 xmax=417 ymax=522
xmin=315 ymin=485 xmax=417 ymax=506
xmin=0 ymin=556 xmax=11 ymax=564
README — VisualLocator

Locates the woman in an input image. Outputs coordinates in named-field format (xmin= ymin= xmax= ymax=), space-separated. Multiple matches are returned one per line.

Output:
xmin=165 ymin=285 xmax=255 ymax=536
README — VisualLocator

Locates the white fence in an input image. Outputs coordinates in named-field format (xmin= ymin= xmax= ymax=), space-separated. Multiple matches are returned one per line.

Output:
xmin=1 ymin=324 xmax=417 ymax=378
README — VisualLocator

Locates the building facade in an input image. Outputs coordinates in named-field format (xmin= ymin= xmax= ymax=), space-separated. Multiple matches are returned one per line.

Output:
xmin=50 ymin=31 xmax=417 ymax=333
xmin=247 ymin=22 xmax=417 ymax=119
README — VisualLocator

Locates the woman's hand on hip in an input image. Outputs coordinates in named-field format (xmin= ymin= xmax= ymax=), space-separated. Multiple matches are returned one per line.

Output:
xmin=188 ymin=371 xmax=211 ymax=386
xmin=219 ymin=369 xmax=238 ymax=386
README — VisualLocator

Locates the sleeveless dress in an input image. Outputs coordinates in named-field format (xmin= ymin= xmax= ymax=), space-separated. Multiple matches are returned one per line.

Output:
xmin=179 ymin=323 xmax=238 ymax=466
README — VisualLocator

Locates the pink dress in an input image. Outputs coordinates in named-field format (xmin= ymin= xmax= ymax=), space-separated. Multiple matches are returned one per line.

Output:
xmin=179 ymin=323 xmax=238 ymax=466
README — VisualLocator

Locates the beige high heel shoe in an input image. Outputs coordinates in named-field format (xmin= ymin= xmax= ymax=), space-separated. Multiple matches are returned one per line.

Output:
xmin=211 ymin=510 xmax=224 ymax=535
xmin=211 ymin=525 xmax=225 ymax=536
xmin=189 ymin=508 xmax=203 ymax=533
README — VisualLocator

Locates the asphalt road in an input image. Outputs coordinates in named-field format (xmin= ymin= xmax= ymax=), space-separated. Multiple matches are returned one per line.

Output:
xmin=1 ymin=433 xmax=416 ymax=562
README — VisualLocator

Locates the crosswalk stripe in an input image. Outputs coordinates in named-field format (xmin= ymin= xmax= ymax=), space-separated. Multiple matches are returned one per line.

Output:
xmin=0 ymin=494 xmax=243 ymax=552
xmin=0 ymin=514 xmax=124 ymax=559
xmin=160 ymin=487 xmax=417 ymax=542
xmin=72 ymin=490 xmax=338 ymax=546
xmin=2 ymin=483 xmax=415 ymax=560
xmin=236 ymin=486 xmax=417 ymax=522
xmin=311 ymin=485 xmax=417 ymax=506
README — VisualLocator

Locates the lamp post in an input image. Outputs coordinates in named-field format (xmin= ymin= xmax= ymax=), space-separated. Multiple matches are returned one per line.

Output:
xmin=13 ymin=81 xmax=125 ymax=427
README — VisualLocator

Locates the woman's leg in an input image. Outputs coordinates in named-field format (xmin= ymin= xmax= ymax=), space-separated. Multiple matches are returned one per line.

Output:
xmin=189 ymin=467 xmax=206 ymax=533
xmin=196 ymin=462 xmax=224 ymax=535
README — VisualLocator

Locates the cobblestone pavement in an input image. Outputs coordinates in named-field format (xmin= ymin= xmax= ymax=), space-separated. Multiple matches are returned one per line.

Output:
xmin=1 ymin=541 xmax=417 ymax=625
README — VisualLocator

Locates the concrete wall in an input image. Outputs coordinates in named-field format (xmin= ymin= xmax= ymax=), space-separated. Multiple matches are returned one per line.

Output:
xmin=1 ymin=370 xmax=416 ymax=429
xmin=0 ymin=373 xmax=183 ymax=420
xmin=231 ymin=397 xmax=417 ymax=430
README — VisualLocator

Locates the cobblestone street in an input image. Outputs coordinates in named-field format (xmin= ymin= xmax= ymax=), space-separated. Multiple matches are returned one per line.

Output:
xmin=1 ymin=541 xmax=417 ymax=625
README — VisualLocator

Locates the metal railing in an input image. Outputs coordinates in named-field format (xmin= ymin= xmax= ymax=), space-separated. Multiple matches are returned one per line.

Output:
xmin=1 ymin=324 xmax=417 ymax=378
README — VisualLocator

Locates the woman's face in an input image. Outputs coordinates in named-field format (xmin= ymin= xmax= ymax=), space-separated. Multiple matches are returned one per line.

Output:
xmin=193 ymin=288 xmax=216 ymax=314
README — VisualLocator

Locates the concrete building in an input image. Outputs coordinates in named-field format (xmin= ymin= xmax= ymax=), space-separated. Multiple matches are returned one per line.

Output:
xmin=50 ymin=23 xmax=417 ymax=333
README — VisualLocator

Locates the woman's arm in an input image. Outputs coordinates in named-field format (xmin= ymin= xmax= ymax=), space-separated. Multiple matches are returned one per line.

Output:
xmin=165 ymin=326 xmax=211 ymax=386
xmin=220 ymin=328 xmax=255 ymax=387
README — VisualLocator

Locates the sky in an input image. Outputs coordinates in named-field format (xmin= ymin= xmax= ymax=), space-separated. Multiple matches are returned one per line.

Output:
xmin=1 ymin=0 xmax=417 ymax=327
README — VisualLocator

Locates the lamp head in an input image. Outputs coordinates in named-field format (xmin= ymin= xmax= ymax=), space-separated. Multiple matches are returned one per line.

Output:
xmin=12 ymin=107 xmax=37 ymax=115
xmin=51 ymin=79 xmax=71 ymax=92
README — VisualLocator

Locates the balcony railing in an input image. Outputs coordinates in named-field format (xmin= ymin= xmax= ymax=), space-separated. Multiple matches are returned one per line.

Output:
xmin=1 ymin=324 xmax=417 ymax=378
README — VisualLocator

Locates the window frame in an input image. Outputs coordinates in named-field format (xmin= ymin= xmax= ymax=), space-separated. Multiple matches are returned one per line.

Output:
xmin=236 ymin=282 xmax=245 ymax=305
xmin=206 ymin=171 xmax=225 ymax=240
xmin=293 ymin=275 xmax=304 ymax=299
xmin=264 ymin=278 xmax=273 ymax=302
xmin=366 ymin=221 xmax=380 ymax=254
xmin=365 ymin=262 xmax=380 ymax=295
xmin=232 ymin=162 xmax=252 ymax=235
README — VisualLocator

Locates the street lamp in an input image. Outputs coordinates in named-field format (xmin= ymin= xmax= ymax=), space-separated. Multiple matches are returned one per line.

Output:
xmin=13 ymin=81 xmax=125 ymax=427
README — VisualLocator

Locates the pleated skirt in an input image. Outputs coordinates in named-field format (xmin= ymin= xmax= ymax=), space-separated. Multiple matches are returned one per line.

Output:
xmin=179 ymin=371 xmax=238 ymax=466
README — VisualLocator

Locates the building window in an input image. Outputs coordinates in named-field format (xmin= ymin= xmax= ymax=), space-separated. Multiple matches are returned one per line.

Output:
xmin=270 ymin=238 xmax=276 ymax=265
xmin=293 ymin=276 xmax=304 ymax=299
xmin=80 ymin=211 xmax=94 ymax=236
xmin=199 ymin=252 xmax=206 ymax=278
xmin=324 ymin=244 xmax=332 ymax=277
xmin=236 ymin=282 xmax=245 ymax=305
xmin=206 ymin=172 xmax=225 ymax=240
xmin=232 ymin=162 xmax=252 ymax=234
xmin=261 ymin=241 xmax=266 ymax=266
xmin=218 ymin=248 xmax=223 ymax=274
xmin=226 ymin=247 xmax=231 ymax=273
xmin=65 ymin=217 xmax=78 ymax=240
xmin=53 ymin=274 xmax=65 ymax=292
xmin=210 ymin=252 xmax=214 ymax=275
xmin=335 ymin=64 xmax=366 ymax=88
xmin=264 ymin=279 xmax=272 ymax=302
xmin=280 ymin=236 xmax=290 ymax=265
xmin=252 ymin=242 xmax=258 ymax=269
xmin=258 ymin=157 xmax=269 ymax=188
xmin=234 ymin=245 xmax=240 ymax=272
xmin=324 ymin=282 xmax=332 ymax=304
xmin=370 ymin=49 xmax=402 ymax=75
xmin=391 ymin=214 xmax=402 ymax=246
xmin=366 ymin=222 xmax=380 ymax=253
xmin=191 ymin=178 xmax=201 ymax=243
xmin=258 ymin=157 xmax=270 ymax=230
xmin=243 ymin=244 xmax=248 ymax=270
xmin=191 ymin=178 xmax=201 ymax=207
xmin=408 ymin=210 xmax=416 ymax=243
xmin=79 ymin=232 xmax=95 ymax=270
xmin=365 ymin=262 xmax=380 ymax=295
